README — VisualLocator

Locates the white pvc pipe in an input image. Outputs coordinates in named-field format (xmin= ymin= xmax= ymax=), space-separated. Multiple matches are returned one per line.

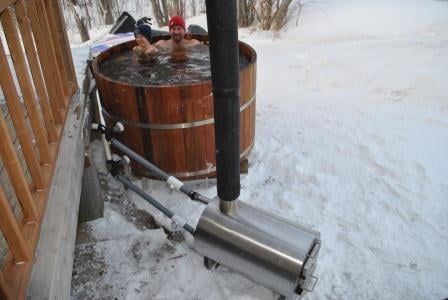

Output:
xmin=95 ymin=89 xmax=112 ymax=161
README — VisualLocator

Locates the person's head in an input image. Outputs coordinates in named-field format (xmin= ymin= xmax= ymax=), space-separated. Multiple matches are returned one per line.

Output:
xmin=134 ymin=23 xmax=152 ymax=46
xmin=168 ymin=16 xmax=186 ymax=44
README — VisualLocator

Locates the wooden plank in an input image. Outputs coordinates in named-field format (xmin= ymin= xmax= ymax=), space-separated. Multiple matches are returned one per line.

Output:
xmin=250 ymin=63 xmax=256 ymax=148
xmin=240 ymin=68 xmax=250 ymax=153
xmin=244 ymin=66 xmax=251 ymax=152
xmin=2 ymin=221 xmax=38 ymax=299
xmin=0 ymin=0 xmax=17 ymax=13
xmin=202 ymin=83 xmax=215 ymax=169
xmin=181 ymin=86 xmax=196 ymax=174
xmin=114 ymin=83 xmax=144 ymax=160
xmin=49 ymin=0 xmax=78 ymax=92
xmin=0 ymin=35 xmax=44 ymax=191
xmin=37 ymin=0 xmax=67 ymax=107
xmin=15 ymin=0 xmax=58 ymax=143
xmin=160 ymin=86 xmax=181 ymax=173
xmin=0 ymin=270 xmax=14 ymax=300
xmin=239 ymin=67 xmax=247 ymax=153
xmin=0 ymin=159 xmax=22 ymax=222
xmin=0 ymin=185 xmax=30 ymax=262
xmin=135 ymin=87 xmax=155 ymax=168
xmin=27 ymin=93 xmax=86 ymax=299
xmin=146 ymin=87 xmax=165 ymax=173
xmin=31 ymin=0 xmax=66 ymax=109
xmin=120 ymin=85 xmax=146 ymax=174
xmin=94 ymin=75 xmax=111 ymax=112
xmin=43 ymin=0 xmax=69 ymax=99
xmin=167 ymin=87 xmax=186 ymax=174
xmin=26 ymin=0 xmax=63 ymax=124
xmin=0 ymin=106 xmax=38 ymax=222
xmin=1 ymin=7 xmax=51 ymax=164
xmin=190 ymin=84 xmax=207 ymax=172
xmin=2 ymin=102 xmax=35 ymax=190
xmin=133 ymin=86 xmax=154 ymax=168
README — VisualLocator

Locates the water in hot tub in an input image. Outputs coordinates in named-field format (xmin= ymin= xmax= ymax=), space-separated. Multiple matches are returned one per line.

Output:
xmin=99 ymin=44 xmax=250 ymax=86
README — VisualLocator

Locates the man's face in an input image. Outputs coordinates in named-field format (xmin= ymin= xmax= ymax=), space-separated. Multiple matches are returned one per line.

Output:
xmin=170 ymin=25 xmax=185 ymax=43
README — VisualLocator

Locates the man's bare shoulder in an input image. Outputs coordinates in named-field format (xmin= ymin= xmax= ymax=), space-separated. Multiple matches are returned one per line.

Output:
xmin=183 ymin=38 xmax=201 ymax=47
xmin=189 ymin=38 xmax=201 ymax=46
xmin=154 ymin=39 xmax=172 ymax=48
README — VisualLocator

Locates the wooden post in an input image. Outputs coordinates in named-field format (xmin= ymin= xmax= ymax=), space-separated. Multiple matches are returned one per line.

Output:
xmin=43 ymin=0 xmax=69 ymax=99
xmin=35 ymin=0 xmax=68 ymax=107
xmin=50 ymin=0 xmax=79 ymax=94
xmin=26 ymin=0 xmax=64 ymax=124
xmin=0 ymin=0 xmax=17 ymax=13
xmin=0 ymin=186 xmax=31 ymax=262
xmin=0 ymin=110 xmax=39 ymax=222
xmin=1 ymin=8 xmax=51 ymax=164
xmin=15 ymin=0 xmax=58 ymax=143
xmin=0 ymin=35 xmax=44 ymax=191
xmin=0 ymin=270 xmax=14 ymax=300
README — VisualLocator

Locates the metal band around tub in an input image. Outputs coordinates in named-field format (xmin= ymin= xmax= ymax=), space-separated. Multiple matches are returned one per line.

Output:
xmin=168 ymin=139 xmax=255 ymax=178
xmin=101 ymin=94 xmax=256 ymax=130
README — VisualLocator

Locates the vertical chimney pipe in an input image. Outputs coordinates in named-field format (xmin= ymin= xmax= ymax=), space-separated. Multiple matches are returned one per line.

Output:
xmin=205 ymin=0 xmax=241 ymax=206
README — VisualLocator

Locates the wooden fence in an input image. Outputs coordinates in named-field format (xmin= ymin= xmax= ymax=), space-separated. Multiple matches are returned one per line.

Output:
xmin=0 ymin=0 xmax=77 ymax=298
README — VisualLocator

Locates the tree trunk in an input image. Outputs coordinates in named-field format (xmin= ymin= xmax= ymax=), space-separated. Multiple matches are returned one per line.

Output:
xmin=238 ymin=0 xmax=248 ymax=27
xmin=248 ymin=0 xmax=256 ymax=25
xmin=169 ymin=0 xmax=181 ymax=16
xmin=113 ymin=0 xmax=121 ymax=17
xmin=260 ymin=0 xmax=273 ymax=30
xmin=67 ymin=0 xmax=90 ymax=42
xmin=79 ymin=0 xmax=90 ymax=28
xmin=151 ymin=0 xmax=166 ymax=26
xmin=161 ymin=0 xmax=169 ymax=24
xmin=239 ymin=0 xmax=256 ymax=27
xmin=272 ymin=0 xmax=293 ymax=30
xmin=192 ymin=0 xmax=197 ymax=16
xmin=100 ymin=0 xmax=114 ymax=25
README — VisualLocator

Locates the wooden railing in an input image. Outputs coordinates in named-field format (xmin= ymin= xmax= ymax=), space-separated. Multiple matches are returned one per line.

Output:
xmin=0 ymin=0 xmax=77 ymax=298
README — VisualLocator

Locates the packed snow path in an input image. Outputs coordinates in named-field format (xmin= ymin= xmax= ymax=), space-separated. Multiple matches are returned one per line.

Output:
xmin=71 ymin=0 xmax=448 ymax=299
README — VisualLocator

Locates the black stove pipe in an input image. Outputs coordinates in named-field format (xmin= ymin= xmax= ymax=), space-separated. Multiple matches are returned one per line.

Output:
xmin=205 ymin=0 xmax=240 ymax=203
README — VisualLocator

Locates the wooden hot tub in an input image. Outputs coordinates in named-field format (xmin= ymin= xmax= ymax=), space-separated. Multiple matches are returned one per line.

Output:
xmin=92 ymin=35 xmax=256 ymax=180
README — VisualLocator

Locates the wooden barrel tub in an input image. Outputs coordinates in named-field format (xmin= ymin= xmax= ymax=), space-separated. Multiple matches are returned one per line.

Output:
xmin=92 ymin=35 xmax=256 ymax=180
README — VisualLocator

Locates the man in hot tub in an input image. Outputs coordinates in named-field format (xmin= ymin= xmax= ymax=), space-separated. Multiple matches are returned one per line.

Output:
xmin=155 ymin=16 xmax=201 ymax=49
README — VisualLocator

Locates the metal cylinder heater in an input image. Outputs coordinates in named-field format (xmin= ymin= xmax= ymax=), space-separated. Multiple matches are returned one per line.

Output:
xmin=194 ymin=199 xmax=321 ymax=298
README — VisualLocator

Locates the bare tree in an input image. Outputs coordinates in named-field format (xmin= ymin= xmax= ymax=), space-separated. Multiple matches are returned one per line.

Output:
xmin=272 ymin=0 xmax=293 ymax=30
xmin=170 ymin=0 xmax=181 ymax=16
xmin=259 ymin=0 xmax=273 ymax=30
xmin=151 ymin=0 xmax=168 ymax=26
xmin=295 ymin=1 xmax=324 ymax=26
xmin=238 ymin=0 xmax=256 ymax=27
xmin=100 ymin=0 xmax=115 ymax=24
xmin=191 ymin=0 xmax=197 ymax=16
xmin=257 ymin=0 xmax=300 ymax=31
xmin=67 ymin=0 xmax=90 ymax=42
xmin=150 ymin=0 xmax=186 ymax=27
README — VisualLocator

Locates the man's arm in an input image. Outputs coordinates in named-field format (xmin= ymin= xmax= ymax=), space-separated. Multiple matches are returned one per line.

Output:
xmin=189 ymin=38 xmax=201 ymax=46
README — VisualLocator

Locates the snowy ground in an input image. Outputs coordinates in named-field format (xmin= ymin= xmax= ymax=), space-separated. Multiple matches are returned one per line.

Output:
xmin=71 ymin=0 xmax=448 ymax=299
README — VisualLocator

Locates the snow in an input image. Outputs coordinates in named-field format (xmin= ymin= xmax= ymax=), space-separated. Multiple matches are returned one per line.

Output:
xmin=71 ymin=0 xmax=448 ymax=299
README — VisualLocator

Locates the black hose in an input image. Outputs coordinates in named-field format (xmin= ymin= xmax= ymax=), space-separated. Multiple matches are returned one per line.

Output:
xmin=205 ymin=0 xmax=241 ymax=202
xmin=111 ymin=138 xmax=169 ymax=180
xmin=109 ymin=138 xmax=209 ymax=204
xmin=116 ymin=175 xmax=195 ymax=235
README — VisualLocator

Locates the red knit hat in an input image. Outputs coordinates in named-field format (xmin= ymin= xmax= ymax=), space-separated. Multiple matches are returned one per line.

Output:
xmin=169 ymin=16 xmax=186 ymax=30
